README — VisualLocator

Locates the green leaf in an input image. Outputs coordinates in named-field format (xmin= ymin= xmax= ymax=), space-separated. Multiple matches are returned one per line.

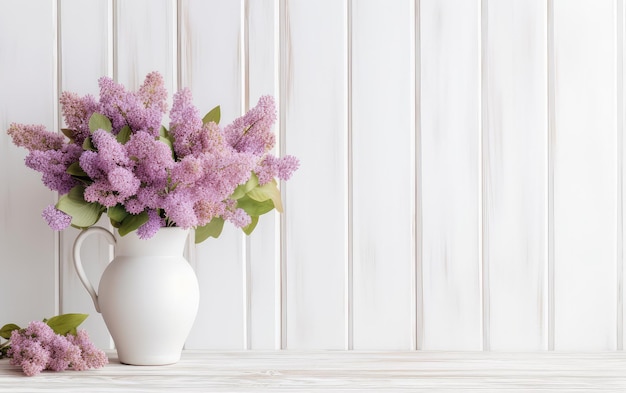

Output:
xmin=61 ymin=128 xmax=75 ymax=141
xmin=247 ymin=180 xmax=283 ymax=213
xmin=66 ymin=162 xmax=88 ymax=177
xmin=56 ymin=186 xmax=104 ymax=228
xmin=118 ymin=211 xmax=149 ymax=237
xmin=0 ymin=324 xmax=20 ymax=340
xmin=202 ymin=105 xmax=220 ymax=125
xmin=88 ymin=112 xmax=112 ymax=133
xmin=159 ymin=125 xmax=169 ymax=138
xmin=236 ymin=195 xmax=274 ymax=216
xmin=108 ymin=204 xmax=128 ymax=223
xmin=82 ymin=136 xmax=96 ymax=151
xmin=116 ymin=125 xmax=131 ymax=144
xmin=45 ymin=314 xmax=88 ymax=336
xmin=195 ymin=217 xmax=225 ymax=243
xmin=242 ymin=216 xmax=259 ymax=235
xmin=230 ymin=173 xmax=259 ymax=200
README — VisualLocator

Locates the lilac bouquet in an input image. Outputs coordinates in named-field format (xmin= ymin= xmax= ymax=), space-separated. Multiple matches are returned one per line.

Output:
xmin=7 ymin=72 xmax=298 ymax=242
xmin=0 ymin=314 xmax=107 ymax=376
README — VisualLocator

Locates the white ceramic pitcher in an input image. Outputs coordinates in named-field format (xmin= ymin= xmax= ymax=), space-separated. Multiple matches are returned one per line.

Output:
xmin=73 ymin=226 xmax=199 ymax=365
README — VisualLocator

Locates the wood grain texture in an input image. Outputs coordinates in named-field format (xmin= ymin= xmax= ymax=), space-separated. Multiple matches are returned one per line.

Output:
xmin=0 ymin=0 xmax=59 ymax=327
xmin=180 ymin=0 xmax=246 ymax=350
xmin=419 ymin=0 xmax=482 ymax=350
xmin=483 ymin=0 xmax=548 ymax=350
xmin=351 ymin=0 xmax=415 ymax=350
xmin=3 ymin=351 xmax=626 ymax=392
xmin=552 ymin=0 xmax=618 ymax=350
xmin=115 ymin=0 xmax=176 ymax=93
xmin=58 ymin=0 xmax=114 ymax=350
xmin=246 ymin=0 xmax=280 ymax=350
xmin=282 ymin=0 xmax=348 ymax=349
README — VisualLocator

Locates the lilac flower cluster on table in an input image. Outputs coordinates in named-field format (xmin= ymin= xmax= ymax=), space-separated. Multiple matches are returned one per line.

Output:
xmin=7 ymin=321 xmax=107 ymax=377
xmin=7 ymin=72 xmax=298 ymax=239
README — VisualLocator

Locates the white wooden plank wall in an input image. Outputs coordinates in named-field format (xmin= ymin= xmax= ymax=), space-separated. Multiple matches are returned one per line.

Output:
xmin=1 ymin=0 xmax=625 ymax=352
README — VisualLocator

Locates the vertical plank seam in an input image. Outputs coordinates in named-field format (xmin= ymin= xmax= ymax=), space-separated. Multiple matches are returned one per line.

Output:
xmin=617 ymin=0 xmax=624 ymax=352
xmin=413 ymin=0 xmax=423 ymax=352
xmin=273 ymin=0 xmax=282 ymax=351
xmin=176 ymin=0 xmax=182 ymax=91
xmin=112 ymin=0 xmax=118 ymax=82
xmin=346 ymin=0 xmax=354 ymax=352
xmin=109 ymin=0 xmax=118 ymax=350
xmin=54 ymin=0 xmax=62 ymax=317
xmin=278 ymin=0 xmax=289 ymax=350
xmin=177 ymin=2 xmax=198 ymax=350
xmin=242 ymin=0 xmax=252 ymax=351
xmin=547 ymin=0 xmax=556 ymax=352
xmin=480 ymin=0 xmax=490 ymax=352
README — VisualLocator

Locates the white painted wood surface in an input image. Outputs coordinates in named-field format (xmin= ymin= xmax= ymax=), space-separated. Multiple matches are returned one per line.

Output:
xmin=3 ymin=0 xmax=626 ymax=353
xmin=483 ymin=0 xmax=548 ymax=351
xmin=58 ymin=0 xmax=114 ymax=350
xmin=0 ymin=0 xmax=59 ymax=328
xmin=180 ymin=0 xmax=246 ymax=350
xmin=351 ymin=0 xmax=415 ymax=350
xmin=419 ymin=0 xmax=482 ymax=350
xmin=552 ymin=0 xmax=618 ymax=350
xmin=3 ymin=351 xmax=626 ymax=392
xmin=282 ymin=0 xmax=348 ymax=349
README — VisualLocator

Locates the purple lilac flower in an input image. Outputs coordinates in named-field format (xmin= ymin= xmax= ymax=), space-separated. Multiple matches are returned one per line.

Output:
xmin=66 ymin=330 xmax=108 ymax=370
xmin=7 ymin=123 xmax=65 ymax=151
xmin=256 ymin=154 xmax=300 ymax=185
xmin=59 ymin=92 xmax=100 ymax=144
xmin=223 ymin=207 xmax=251 ymax=228
xmin=46 ymin=334 xmax=82 ymax=372
xmin=223 ymin=95 xmax=276 ymax=155
xmin=138 ymin=71 xmax=168 ymax=114
xmin=90 ymin=129 xmax=130 ymax=172
xmin=24 ymin=144 xmax=82 ymax=194
xmin=107 ymin=167 xmax=141 ymax=198
xmin=137 ymin=209 xmax=165 ymax=239
xmin=8 ymin=321 xmax=107 ymax=376
xmin=135 ymin=185 xmax=165 ymax=210
xmin=126 ymin=131 xmax=174 ymax=184
xmin=193 ymin=200 xmax=225 ymax=227
xmin=162 ymin=188 xmax=198 ymax=228
xmin=79 ymin=150 xmax=104 ymax=179
xmin=84 ymin=181 xmax=123 ymax=207
xmin=42 ymin=205 xmax=72 ymax=230
xmin=169 ymin=88 xmax=204 ymax=157
xmin=98 ymin=76 xmax=134 ymax=134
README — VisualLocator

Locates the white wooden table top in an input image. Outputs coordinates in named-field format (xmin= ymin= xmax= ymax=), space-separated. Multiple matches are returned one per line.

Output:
xmin=2 ymin=351 xmax=626 ymax=392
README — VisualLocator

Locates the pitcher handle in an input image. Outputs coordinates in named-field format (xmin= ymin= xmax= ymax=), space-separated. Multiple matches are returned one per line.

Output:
xmin=72 ymin=226 xmax=116 ymax=313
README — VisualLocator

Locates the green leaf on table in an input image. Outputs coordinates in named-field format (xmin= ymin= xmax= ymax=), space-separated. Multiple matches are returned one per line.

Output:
xmin=116 ymin=125 xmax=131 ymax=144
xmin=118 ymin=211 xmax=149 ymax=237
xmin=56 ymin=186 xmax=104 ymax=228
xmin=236 ymin=195 xmax=274 ymax=217
xmin=0 ymin=324 xmax=20 ymax=340
xmin=88 ymin=112 xmax=112 ymax=133
xmin=195 ymin=217 xmax=225 ymax=243
xmin=202 ymin=105 xmax=220 ymax=125
xmin=46 ymin=314 xmax=88 ymax=336
xmin=242 ymin=215 xmax=259 ymax=235
xmin=247 ymin=180 xmax=283 ymax=213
